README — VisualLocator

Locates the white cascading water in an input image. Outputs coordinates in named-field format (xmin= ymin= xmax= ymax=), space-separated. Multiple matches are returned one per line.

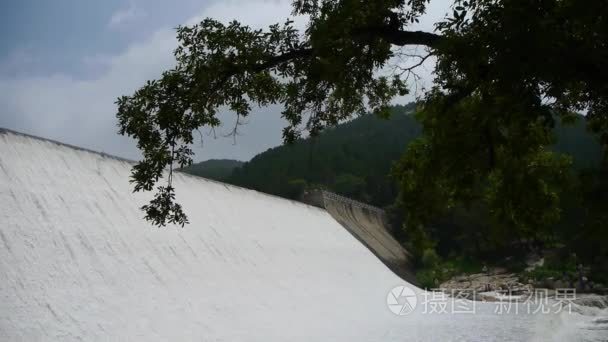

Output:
xmin=0 ymin=129 xmax=606 ymax=341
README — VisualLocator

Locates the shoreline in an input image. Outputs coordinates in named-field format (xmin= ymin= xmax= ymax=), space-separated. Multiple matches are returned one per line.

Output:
xmin=437 ymin=270 xmax=608 ymax=306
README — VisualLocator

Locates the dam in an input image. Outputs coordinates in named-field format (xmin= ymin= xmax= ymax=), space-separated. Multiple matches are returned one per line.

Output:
xmin=0 ymin=128 xmax=606 ymax=341
xmin=301 ymin=189 xmax=415 ymax=284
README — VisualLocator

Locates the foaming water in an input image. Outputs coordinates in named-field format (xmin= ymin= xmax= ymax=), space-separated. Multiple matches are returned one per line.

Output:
xmin=526 ymin=297 xmax=608 ymax=341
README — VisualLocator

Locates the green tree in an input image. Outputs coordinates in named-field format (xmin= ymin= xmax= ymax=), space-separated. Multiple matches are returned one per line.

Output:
xmin=116 ymin=0 xmax=607 ymax=227
xmin=333 ymin=173 xmax=366 ymax=198
xmin=286 ymin=178 xmax=308 ymax=199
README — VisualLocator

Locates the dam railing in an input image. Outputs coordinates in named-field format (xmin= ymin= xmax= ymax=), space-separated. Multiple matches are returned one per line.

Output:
xmin=319 ymin=190 xmax=386 ymax=215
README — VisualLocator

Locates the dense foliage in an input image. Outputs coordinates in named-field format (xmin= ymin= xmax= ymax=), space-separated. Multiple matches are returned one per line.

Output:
xmin=391 ymin=0 xmax=608 ymax=257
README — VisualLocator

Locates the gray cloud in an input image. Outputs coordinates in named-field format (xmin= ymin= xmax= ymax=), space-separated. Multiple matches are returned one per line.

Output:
xmin=0 ymin=0 xmax=450 ymax=163
xmin=108 ymin=2 xmax=147 ymax=29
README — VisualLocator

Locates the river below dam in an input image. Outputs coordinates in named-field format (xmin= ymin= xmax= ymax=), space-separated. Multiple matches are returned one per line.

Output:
xmin=382 ymin=289 xmax=608 ymax=341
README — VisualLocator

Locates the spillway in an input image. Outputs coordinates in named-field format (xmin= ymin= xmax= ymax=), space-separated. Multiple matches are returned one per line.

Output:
xmin=301 ymin=189 xmax=416 ymax=284
xmin=0 ymin=128 xmax=605 ymax=341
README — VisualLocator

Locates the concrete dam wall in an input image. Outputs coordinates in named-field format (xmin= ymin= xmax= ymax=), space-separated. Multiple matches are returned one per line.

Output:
xmin=301 ymin=190 xmax=415 ymax=284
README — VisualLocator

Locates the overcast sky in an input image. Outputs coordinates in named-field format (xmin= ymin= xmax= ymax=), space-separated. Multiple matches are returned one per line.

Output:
xmin=0 ymin=0 xmax=450 ymax=162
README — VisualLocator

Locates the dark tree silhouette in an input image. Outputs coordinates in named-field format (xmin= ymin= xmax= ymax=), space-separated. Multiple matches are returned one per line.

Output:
xmin=116 ymin=0 xmax=608 ymax=229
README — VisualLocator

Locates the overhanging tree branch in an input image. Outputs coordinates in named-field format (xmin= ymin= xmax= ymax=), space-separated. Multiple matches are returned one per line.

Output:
xmin=254 ymin=47 xmax=313 ymax=71
xmin=117 ymin=15 xmax=445 ymax=227
xmin=373 ymin=28 xmax=442 ymax=47
xmin=255 ymin=28 xmax=441 ymax=72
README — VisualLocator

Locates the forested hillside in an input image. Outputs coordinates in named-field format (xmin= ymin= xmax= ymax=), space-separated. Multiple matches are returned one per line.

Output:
xmin=180 ymin=159 xmax=243 ymax=181
xmin=227 ymin=103 xmax=420 ymax=206
xmin=184 ymin=103 xmax=601 ymax=209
